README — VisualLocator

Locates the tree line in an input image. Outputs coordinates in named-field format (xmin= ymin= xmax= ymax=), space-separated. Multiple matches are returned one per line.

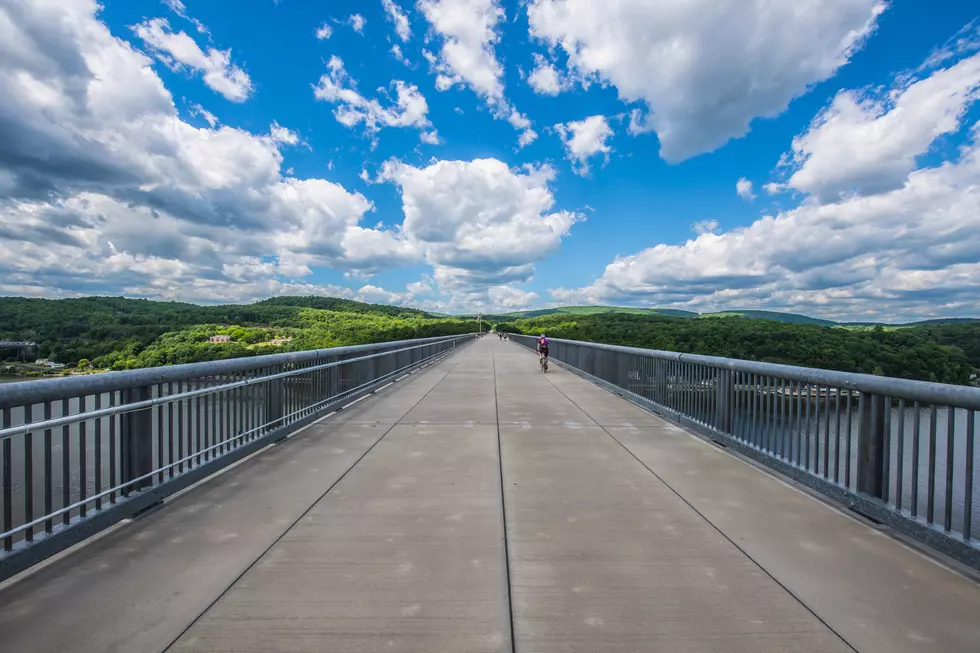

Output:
xmin=495 ymin=313 xmax=980 ymax=385
xmin=4 ymin=295 xmax=978 ymax=383
xmin=0 ymin=296 xmax=477 ymax=371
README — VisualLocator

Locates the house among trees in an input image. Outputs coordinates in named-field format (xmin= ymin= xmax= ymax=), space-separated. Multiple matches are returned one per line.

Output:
xmin=209 ymin=335 xmax=232 ymax=343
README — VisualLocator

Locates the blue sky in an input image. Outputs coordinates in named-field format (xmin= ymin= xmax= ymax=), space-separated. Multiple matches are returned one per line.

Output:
xmin=1 ymin=0 xmax=980 ymax=320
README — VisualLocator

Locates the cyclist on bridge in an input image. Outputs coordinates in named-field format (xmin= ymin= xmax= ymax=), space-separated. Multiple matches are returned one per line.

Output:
xmin=537 ymin=334 xmax=549 ymax=371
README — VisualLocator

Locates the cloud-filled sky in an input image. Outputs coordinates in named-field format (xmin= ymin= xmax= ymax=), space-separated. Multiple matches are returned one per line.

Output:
xmin=1 ymin=0 xmax=979 ymax=321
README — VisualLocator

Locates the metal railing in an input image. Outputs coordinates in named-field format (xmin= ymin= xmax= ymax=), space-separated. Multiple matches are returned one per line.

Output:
xmin=512 ymin=334 xmax=980 ymax=570
xmin=0 ymin=334 xmax=475 ymax=580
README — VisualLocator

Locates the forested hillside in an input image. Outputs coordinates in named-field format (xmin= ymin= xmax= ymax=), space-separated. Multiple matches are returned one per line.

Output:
xmin=496 ymin=313 xmax=980 ymax=385
xmin=0 ymin=296 xmax=477 ymax=371
xmin=3 ymin=296 xmax=980 ymax=383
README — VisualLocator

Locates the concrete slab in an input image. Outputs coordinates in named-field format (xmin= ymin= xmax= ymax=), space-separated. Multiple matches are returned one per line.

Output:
xmin=321 ymin=365 xmax=450 ymax=425
xmin=500 ymin=422 xmax=849 ymax=653
xmin=544 ymin=374 xmax=670 ymax=427
xmin=170 ymin=422 xmax=511 ymax=653
xmin=400 ymin=390 xmax=498 ymax=424
xmin=0 ymin=420 xmax=393 ymax=653
xmin=609 ymin=423 xmax=980 ymax=653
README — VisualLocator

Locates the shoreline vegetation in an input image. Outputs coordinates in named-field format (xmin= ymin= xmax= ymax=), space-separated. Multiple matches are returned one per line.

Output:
xmin=0 ymin=296 xmax=978 ymax=385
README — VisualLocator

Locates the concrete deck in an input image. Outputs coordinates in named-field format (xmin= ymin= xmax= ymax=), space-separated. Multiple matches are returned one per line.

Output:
xmin=1 ymin=337 xmax=979 ymax=652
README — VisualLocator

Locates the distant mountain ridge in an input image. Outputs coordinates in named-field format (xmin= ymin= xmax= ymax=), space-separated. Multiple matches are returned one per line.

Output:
xmin=485 ymin=306 xmax=979 ymax=327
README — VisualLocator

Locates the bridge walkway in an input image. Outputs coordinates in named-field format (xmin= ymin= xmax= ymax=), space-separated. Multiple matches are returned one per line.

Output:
xmin=1 ymin=338 xmax=979 ymax=652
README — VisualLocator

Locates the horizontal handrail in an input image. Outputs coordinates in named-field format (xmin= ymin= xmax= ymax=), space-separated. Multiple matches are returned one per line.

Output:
xmin=0 ymin=335 xmax=465 ymax=409
xmin=0 ymin=339 xmax=453 ymax=441
xmin=527 ymin=336 xmax=980 ymax=408
xmin=0 ymin=340 xmax=457 ymax=542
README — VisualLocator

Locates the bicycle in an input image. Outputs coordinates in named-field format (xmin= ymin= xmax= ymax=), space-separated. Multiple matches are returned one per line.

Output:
xmin=539 ymin=353 xmax=549 ymax=373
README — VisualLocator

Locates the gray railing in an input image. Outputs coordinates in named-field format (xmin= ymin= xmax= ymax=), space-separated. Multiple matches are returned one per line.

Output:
xmin=512 ymin=334 xmax=980 ymax=570
xmin=0 ymin=334 xmax=476 ymax=581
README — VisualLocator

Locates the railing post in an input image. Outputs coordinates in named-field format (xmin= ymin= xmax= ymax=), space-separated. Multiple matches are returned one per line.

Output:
xmin=857 ymin=392 xmax=886 ymax=499
xmin=715 ymin=368 xmax=732 ymax=433
xmin=120 ymin=385 xmax=153 ymax=495
xmin=267 ymin=369 xmax=284 ymax=432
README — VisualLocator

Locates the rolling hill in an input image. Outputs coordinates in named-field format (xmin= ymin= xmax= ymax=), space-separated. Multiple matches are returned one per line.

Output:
xmin=487 ymin=305 xmax=978 ymax=328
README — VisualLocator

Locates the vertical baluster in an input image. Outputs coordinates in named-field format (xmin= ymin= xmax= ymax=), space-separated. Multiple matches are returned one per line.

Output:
xmin=698 ymin=365 xmax=705 ymax=423
xmin=771 ymin=376 xmax=779 ymax=452
xmin=94 ymin=394 xmax=101 ymax=511
xmin=223 ymin=382 xmax=230 ymax=453
xmin=893 ymin=399 xmax=904 ymax=508
xmin=231 ymin=376 xmax=239 ymax=449
xmin=927 ymin=405 xmax=938 ymax=524
xmin=24 ymin=404 xmax=33 ymax=541
xmin=779 ymin=379 xmax=788 ymax=460
xmin=796 ymin=382 xmax=804 ymax=467
xmin=218 ymin=384 xmax=225 ymax=455
xmin=232 ymin=375 xmax=239 ymax=446
xmin=178 ymin=381 xmax=186 ymax=473
xmin=813 ymin=387 xmax=822 ymax=475
xmin=823 ymin=387 xmax=831 ymax=478
xmin=731 ymin=372 xmax=745 ymax=440
xmin=167 ymin=383 xmax=175 ymax=479
xmin=964 ymin=410 xmax=974 ymax=541
xmin=770 ymin=377 xmax=778 ymax=454
xmin=44 ymin=400 xmax=53 ymax=531
xmin=945 ymin=408 xmax=956 ymax=532
xmin=196 ymin=386 xmax=203 ymax=464
xmin=109 ymin=393 xmax=116 ymax=504
xmin=61 ymin=398 xmax=69 ymax=525
xmin=79 ymin=396 xmax=87 ymax=518
xmin=805 ymin=386 xmax=813 ymax=471
xmin=834 ymin=389 xmax=843 ymax=483
xmin=785 ymin=380 xmax=794 ymax=461
xmin=3 ymin=407 xmax=13 ymax=551
xmin=911 ymin=402 xmax=921 ymax=518
xmin=844 ymin=392 xmax=854 ymax=488
xmin=761 ymin=376 xmax=769 ymax=451
xmin=203 ymin=388 xmax=211 ymax=462
xmin=689 ymin=363 xmax=695 ymax=419
xmin=157 ymin=384 xmax=165 ymax=483
xmin=251 ymin=370 xmax=258 ymax=438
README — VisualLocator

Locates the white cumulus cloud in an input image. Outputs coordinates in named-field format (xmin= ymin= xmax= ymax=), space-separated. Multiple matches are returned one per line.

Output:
xmin=379 ymin=158 xmax=582 ymax=294
xmin=527 ymin=0 xmax=886 ymax=162
xmin=555 ymin=115 xmax=613 ymax=175
xmin=553 ymin=124 xmax=980 ymax=321
xmin=418 ymin=0 xmax=505 ymax=102
xmin=269 ymin=121 xmax=300 ymax=146
xmin=527 ymin=54 xmax=563 ymax=95
xmin=736 ymin=178 xmax=755 ymax=201
xmin=132 ymin=18 xmax=253 ymax=102
xmin=418 ymin=0 xmax=535 ymax=147
xmin=382 ymin=0 xmax=412 ymax=42
xmin=782 ymin=52 xmax=980 ymax=201
xmin=313 ymin=56 xmax=435 ymax=144
xmin=0 ymin=0 xmax=416 ymax=303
